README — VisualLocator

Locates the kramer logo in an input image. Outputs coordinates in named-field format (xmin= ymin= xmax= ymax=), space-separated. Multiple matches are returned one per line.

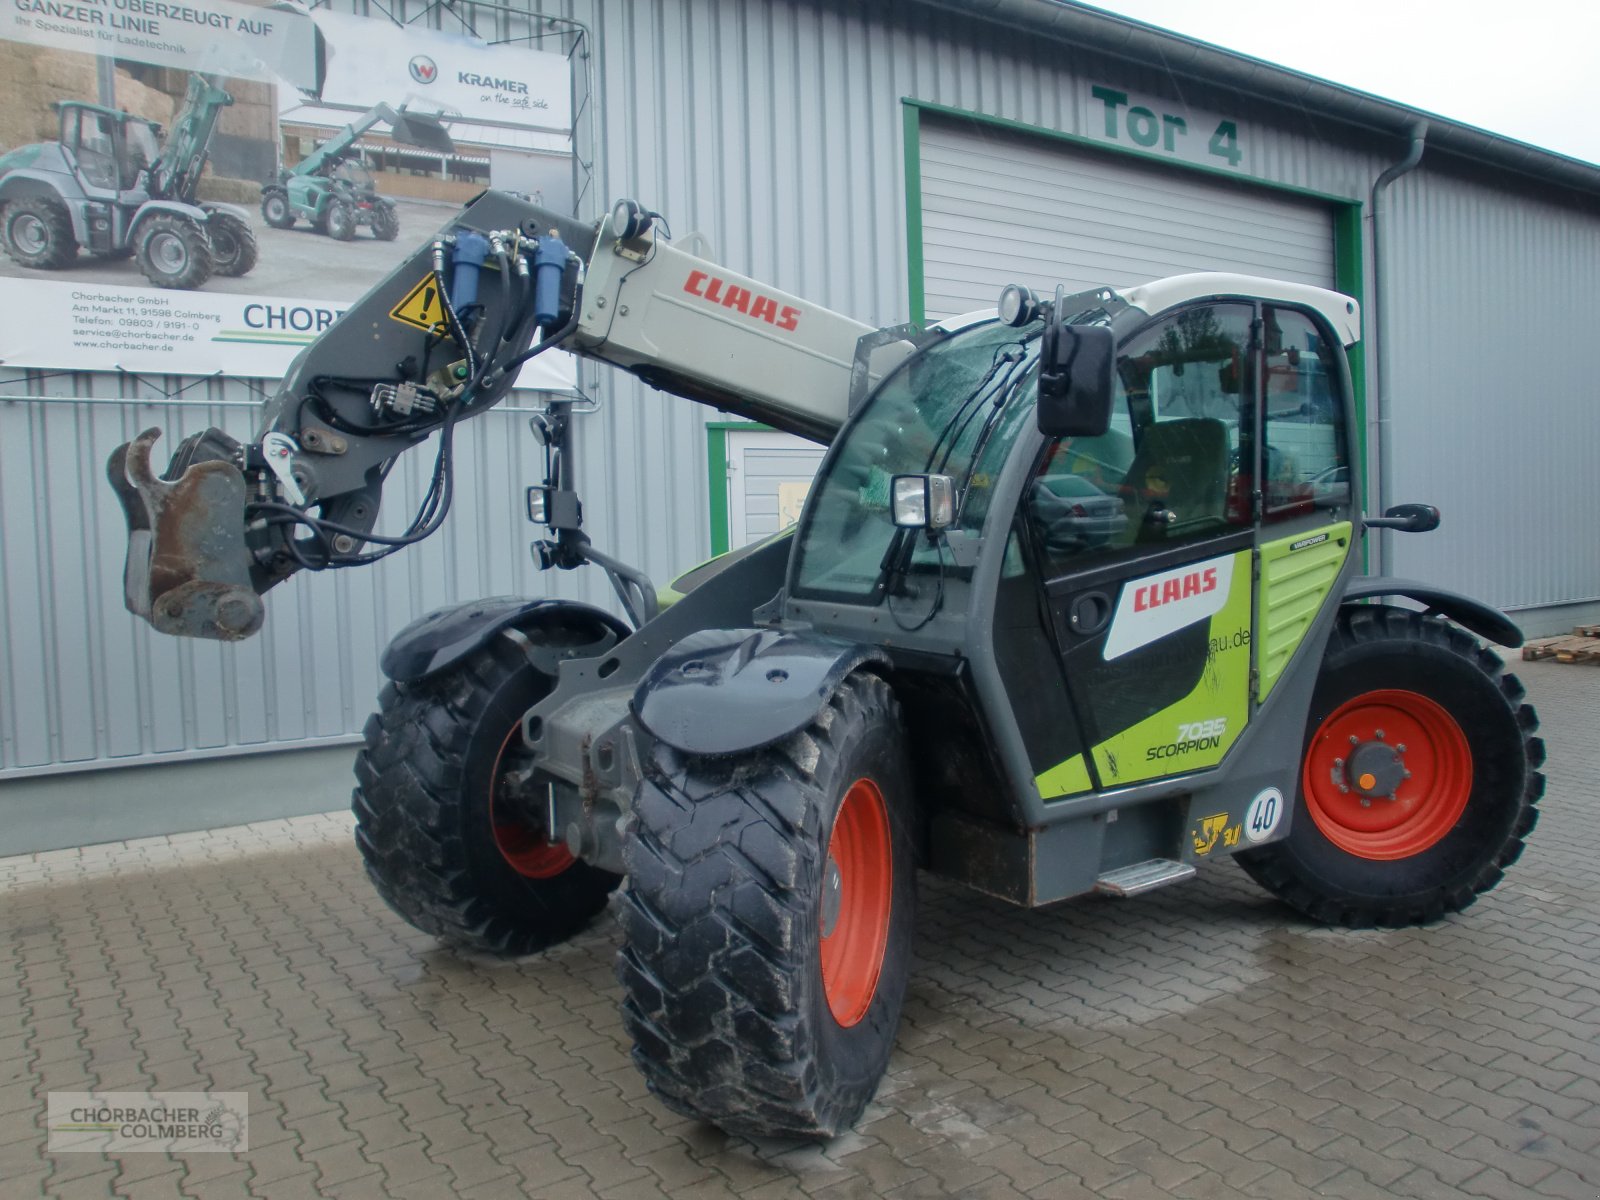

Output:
xmin=409 ymin=55 xmax=438 ymax=84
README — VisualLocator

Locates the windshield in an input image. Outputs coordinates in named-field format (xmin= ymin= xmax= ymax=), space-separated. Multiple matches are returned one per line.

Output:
xmin=124 ymin=121 xmax=160 ymax=184
xmin=334 ymin=160 xmax=374 ymax=189
xmin=792 ymin=320 xmax=1042 ymax=603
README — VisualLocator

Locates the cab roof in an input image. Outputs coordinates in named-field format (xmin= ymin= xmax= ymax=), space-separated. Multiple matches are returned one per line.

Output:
xmin=1117 ymin=273 xmax=1362 ymax=346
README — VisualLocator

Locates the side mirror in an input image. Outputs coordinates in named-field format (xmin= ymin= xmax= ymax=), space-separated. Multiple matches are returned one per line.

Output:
xmin=1037 ymin=288 xmax=1115 ymax=439
xmin=891 ymin=473 xmax=955 ymax=530
xmin=1365 ymin=502 xmax=1440 ymax=533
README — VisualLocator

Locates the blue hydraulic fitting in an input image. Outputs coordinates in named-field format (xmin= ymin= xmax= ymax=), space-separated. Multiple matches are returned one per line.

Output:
xmin=533 ymin=233 xmax=570 ymax=329
xmin=449 ymin=229 xmax=491 ymax=310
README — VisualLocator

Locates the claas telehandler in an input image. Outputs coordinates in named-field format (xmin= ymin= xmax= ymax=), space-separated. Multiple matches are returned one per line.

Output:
xmin=107 ymin=192 xmax=1544 ymax=1137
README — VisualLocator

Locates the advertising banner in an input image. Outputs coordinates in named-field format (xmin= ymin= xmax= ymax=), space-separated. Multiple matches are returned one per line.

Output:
xmin=0 ymin=3 xmax=576 ymax=388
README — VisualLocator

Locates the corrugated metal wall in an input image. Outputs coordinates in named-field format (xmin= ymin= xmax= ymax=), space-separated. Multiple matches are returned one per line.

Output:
xmin=2 ymin=0 xmax=1596 ymax=775
xmin=1382 ymin=165 xmax=1600 ymax=611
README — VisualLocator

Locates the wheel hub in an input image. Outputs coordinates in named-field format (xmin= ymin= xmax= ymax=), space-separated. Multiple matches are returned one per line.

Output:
xmin=150 ymin=232 xmax=187 ymax=273
xmin=12 ymin=214 xmax=46 ymax=254
xmin=1333 ymin=734 xmax=1410 ymax=805
xmin=820 ymin=856 xmax=843 ymax=937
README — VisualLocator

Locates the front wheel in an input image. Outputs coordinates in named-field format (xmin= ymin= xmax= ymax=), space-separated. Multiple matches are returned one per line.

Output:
xmin=135 ymin=214 xmax=212 ymax=289
xmin=370 ymin=204 xmax=399 ymax=241
xmin=353 ymin=618 xmax=622 ymax=955
xmin=322 ymin=200 xmax=355 ymax=241
xmin=619 ymin=672 xmax=916 ymax=1138
xmin=1238 ymin=606 xmax=1543 ymax=928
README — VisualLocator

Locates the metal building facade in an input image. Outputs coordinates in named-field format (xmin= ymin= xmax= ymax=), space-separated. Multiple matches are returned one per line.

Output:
xmin=2 ymin=0 xmax=1596 ymax=779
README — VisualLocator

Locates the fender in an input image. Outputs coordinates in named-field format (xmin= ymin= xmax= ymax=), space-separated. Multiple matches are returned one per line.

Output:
xmin=380 ymin=596 xmax=630 ymax=683
xmin=1343 ymin=577 xmax=1523 ymax=648
xmin=633 ymin=627 xmax=889 ymax=756
xmin=127 ymin=200 xmax=211 ymax=241
xmin=200 ymin=202 xmax=252 ymax=224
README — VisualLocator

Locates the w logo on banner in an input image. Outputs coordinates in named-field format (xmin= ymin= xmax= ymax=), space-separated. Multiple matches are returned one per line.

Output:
xmin=408 ymin=55 xmax=438 ymax=84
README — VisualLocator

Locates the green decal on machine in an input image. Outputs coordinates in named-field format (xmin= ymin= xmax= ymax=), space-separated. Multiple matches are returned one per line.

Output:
xmin=1257 ymin=522 xmax=1351 ymax=700
xmin=1035 ymin=753 xmax=1093 ymax=800
xmin=1090 ymin=548 xmax=1254 ymax=787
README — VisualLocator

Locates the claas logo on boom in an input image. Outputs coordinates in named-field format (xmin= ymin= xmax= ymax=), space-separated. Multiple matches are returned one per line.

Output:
xmin=683 ymin=270 xmax=802 ymax=332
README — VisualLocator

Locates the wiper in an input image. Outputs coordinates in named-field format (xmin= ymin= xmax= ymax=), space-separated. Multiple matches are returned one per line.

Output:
xmin=867 ymin=339 xmax=1035 ymax=607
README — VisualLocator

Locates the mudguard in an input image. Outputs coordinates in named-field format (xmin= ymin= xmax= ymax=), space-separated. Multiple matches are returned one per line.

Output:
xmin=1343 ymin=577 xmax=1523 ymax=648
xmin=127 ymin=199 xmax=210 ymax=240
xmin=633 ymin=627 xmax=889 ymax=756
xmin=200 ymin=201 xmax=253 ymax=224
xmin=380 ymin=597 xmax=630 ymax=683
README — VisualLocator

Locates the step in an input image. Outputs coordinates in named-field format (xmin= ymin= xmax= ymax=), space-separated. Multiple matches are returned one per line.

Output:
xmin=1095 ymin=858 xmax=1197 ymax=897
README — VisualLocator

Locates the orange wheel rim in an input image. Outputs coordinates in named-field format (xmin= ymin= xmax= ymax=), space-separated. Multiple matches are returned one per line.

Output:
xmin=488 ymin=726 xmax=574 ymax=879
xmin=1302 ymin=689 xmax=1472 ymax=861
xmin=819 ymin=778 xmax=893 ymax=1028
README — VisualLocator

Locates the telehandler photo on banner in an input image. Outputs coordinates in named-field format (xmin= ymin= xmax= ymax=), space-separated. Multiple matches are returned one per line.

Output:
xmin=0 ymin=2 xmax=575 ymax=388
xmin=107 ymin=191 xmax=1546 ymax=1140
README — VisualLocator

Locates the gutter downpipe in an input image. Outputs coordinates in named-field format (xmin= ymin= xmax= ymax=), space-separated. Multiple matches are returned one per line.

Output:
xmin=1368 ymin=120 xmax=1428 ymax=576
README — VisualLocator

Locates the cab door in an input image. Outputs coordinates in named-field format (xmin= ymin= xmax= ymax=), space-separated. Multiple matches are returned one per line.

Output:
xmin=1023 ymin=301 xmax=1261 ymax=796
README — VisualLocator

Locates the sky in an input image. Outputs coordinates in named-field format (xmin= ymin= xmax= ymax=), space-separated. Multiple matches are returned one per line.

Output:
xmin=1081 ymin=1 xmax=1600 ymax=165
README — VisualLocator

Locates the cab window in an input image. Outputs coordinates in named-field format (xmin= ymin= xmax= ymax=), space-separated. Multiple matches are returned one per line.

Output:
xmin=1261 ymin=305 xmax=1351 ymax=519
xmin=1026 ymin=302 xmax=1254 ymax=576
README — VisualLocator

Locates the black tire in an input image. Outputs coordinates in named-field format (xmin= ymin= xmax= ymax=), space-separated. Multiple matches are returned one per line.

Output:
xmin=619 ymin=672 xmax=917 ymax=1138
xmin=370 ymin=203 xmax=399 ymax=241
xmin=1238 ymin=606 xmax=1543 ymax=928
xmin=323 ymin=200 xmax=356 ymax=241
xmin=135 ymin=214 xmax=212 ymax=289
xmin=206 ymin=212 xmax=257 ymax=277
xmin=2 ymin=196 xmax=77 ymax=269
xmin=260 ymin=189 xmax=295 ymax=229
xmin=353 ymin=620 xmax=622 ymax=955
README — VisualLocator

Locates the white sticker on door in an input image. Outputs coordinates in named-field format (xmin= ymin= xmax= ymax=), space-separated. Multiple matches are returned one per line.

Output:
xmin=1102 ymin=553 xmax=1235 ymax=661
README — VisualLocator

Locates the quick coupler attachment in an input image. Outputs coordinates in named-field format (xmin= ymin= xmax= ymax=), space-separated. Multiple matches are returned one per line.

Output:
xmin=106 ymin=427 xmax=265 ymax=642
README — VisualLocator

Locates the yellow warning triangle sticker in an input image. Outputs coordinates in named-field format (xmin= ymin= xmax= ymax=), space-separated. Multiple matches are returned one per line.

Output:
xmin=389 ymin=275 xmax=447 ymax=333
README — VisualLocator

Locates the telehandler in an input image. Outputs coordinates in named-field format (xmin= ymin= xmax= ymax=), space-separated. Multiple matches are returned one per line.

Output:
xmin=108 ymin=193 xmax=1544 ymax=1138
xmin=259 ymin=103 xmax=455 ymax=242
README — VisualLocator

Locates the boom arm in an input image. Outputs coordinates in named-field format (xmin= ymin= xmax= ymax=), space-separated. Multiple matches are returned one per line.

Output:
xmin=108 ymin=192 xmax=907 ymax=640
xmin=147 ymin=74 xmax=233 ymax=204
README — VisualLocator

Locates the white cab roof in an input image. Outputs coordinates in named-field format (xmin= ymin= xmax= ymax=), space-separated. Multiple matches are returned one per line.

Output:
xmin=1118 ymin=273 xmax=1362 ymax=345
xmin=936 ymin=273 xmax=1362 ymax=346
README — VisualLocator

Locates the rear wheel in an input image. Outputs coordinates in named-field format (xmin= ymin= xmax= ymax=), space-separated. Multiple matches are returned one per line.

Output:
xmin=2 ymin=196 xmax=77 ymax=269
xmin=619 ymin=673 xmax=916 ymax=1138
xmin=353 ymin=618 xmax=622 ymax=955
xmin=260 ymin=189 xmax=295 ymax=229
xmin=1238 ymin=606 xmax=1543 ymax=928
xmin=206 ymin=212 xmax=257 ymax=277
xmin=135 ymin=214 xmax=211 ymax=289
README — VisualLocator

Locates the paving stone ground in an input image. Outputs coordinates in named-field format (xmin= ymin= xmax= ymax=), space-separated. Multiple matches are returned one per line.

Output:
xmin=3 ymin=656 xmax=1597 ymax=1199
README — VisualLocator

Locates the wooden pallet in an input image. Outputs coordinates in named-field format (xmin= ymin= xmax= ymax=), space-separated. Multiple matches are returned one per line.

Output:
xmin=1576 ymin=623 xmax=1600 ymax=638
xmin=1523 ymin=635 xmax=1600 ymax=663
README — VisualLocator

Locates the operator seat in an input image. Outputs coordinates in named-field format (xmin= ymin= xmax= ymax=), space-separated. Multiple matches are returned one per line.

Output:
xmin=1118 ymin=417 xmax=1230 ymax=543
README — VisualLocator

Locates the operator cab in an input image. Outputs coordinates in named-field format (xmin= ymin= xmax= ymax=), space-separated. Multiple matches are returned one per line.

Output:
xmin=58 ymin=103 xmax=158 ymax=194
xmin=785 ymin=274 xmax=1363 ymax=849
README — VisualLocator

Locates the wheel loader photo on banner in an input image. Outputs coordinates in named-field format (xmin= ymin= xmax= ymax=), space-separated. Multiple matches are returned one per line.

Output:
xmin=0 ymin=14 xmax=576 ymax=381
xmin=0 ymin=68 xmax=259 ymax=290
xmin=107 ymin=194 xmax=1545 ymax=1139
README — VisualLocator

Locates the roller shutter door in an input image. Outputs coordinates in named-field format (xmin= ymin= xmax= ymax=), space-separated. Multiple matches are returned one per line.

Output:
xmin=920 ymin=119 xmax=1335 ymax=320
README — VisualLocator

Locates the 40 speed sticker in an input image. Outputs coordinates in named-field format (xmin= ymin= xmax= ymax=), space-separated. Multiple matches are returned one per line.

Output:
xmin=1244 ymin=787 xmax=1284 ymax=843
